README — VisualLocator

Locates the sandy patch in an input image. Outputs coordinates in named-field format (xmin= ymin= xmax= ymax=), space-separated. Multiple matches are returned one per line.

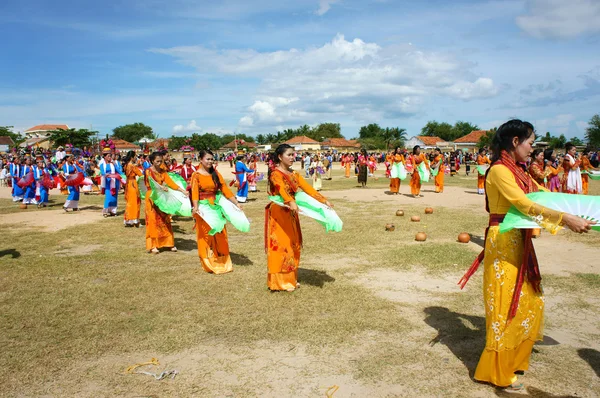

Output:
xmin=0 ymin=208 xmax=105 ymax=232
xmin=354 ymin=268 xmax=462 ymax=304
xmin=324 ymin=185 xmax=484 ymax=209
xmin=54 ymin=244 xmax=104 ymax=257
xmin=533 ymin=236 xmax=600 ymax=276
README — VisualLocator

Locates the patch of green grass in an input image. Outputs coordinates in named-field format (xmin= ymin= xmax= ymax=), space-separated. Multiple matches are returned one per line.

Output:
xmin=574 ymin=273 xmax=600 ymax=288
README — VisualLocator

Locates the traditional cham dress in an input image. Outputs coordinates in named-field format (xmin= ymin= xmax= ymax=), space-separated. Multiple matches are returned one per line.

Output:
xmin=144 ymin=168 xmax=180 ymax=251
xmin=265 ymin=169 xmax=328 ymax=291
xmin=477 ymin=155 xmax=491 ymax=194
xmin=310 ymin=160 xmax=323 ymax=191
xmin=33 ymin=165 xmax=51 ymax=205
xmin=21 ymin=164 xmax=37 ymax=205
xmin=528 ymin=161 xmax=548 ymax=186
xmin=459 ymin=151 xmax=564 ymax=388
xmin=343 ymin=155 xmax=351 ymax=178
xmin=247 ymin=160 xmax=258 ymax=192
xmin=357 ymin=155 xmax=368 ymax=185
xmin=100 ymin=161 xmax=123 ymax=216
xmin=561 ymin=154 xmax=582 ymax=194
xmin=10 ymin=162 xmax=24 ymax=202
xmin=124 ymin=163 xmax=143 ymax=226
xmin=234 ymin=160 xmax=253 ymax=203
xmin=63 ymin=162 xmax=83 ymax=209
xmin=545 ymin=164 xmax=562 ymax=192
xmin=409 ymin=153 xmax=426 ymax=196
xmin=433 ymin=154 xmax=445 ymax=193
xmin=191 ymin=172 xmax=235 ymax=274
xmin=389 ymin=154 xmax=405 ymax=193
xmin=580 ymin=156 xmax=593 ymax=195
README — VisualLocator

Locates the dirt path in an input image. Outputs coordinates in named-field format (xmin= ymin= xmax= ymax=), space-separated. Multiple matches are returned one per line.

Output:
xmin=0 ymin=207 xmax=105 ymax=232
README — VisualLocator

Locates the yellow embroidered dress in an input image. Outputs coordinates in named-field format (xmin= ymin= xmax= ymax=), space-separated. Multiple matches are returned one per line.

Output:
xmin=465 ymin=160 xmax=564 ymax=387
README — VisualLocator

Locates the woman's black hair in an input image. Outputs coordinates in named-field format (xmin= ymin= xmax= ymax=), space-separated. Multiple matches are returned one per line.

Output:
xmin=478 ymin=147 xmax=486 ymax=154
xmin=394 ymin=146 xmax=401 ymax=154
xmin=565 ymin=142 xmax=575 ymax=152
xmin=123 ymin=150 xmax=136 ymax=164
xmin=412 ymin=145 xmax=420 ymax=155
xmin=149 ymin=151 xmax=162 ymax=164
xmin=360 ymin=148 xmax=367 ymax=156
xmin=490 ymin=119 xmax=534 ymax=163
xmin=531 ymin=148 xmax=543 ymax=161
xmin=198 ymin=149 xmax=221 ymax=190
xmin=267 ymin=144 xmax=293 ymax=180
xmin=543 ymin=148 xmax=554 ymax=162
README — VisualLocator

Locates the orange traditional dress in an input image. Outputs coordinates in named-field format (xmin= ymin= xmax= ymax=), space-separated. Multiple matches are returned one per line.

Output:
xmin=477 ymin=155 xmax=491 ymax=194
xmin=191 ymin=172 xmax=236 ymax=274
xmin=528 ymin=161 xmax=547 ymax=186
xmin=545 ymin=164 xmax=562 ymax=192
xmin=389 ymin=154 xmax=404 ymax=194
xmin=144 ymin=168 xmax=181 ymax=251
xmin=343 ymin=155 xmax=351 ymax=178
xmin=265 ymin=169 xmax=328 ymax=291
xmin=561 ymin=155 xmax=582 ymax=194
xmin=459 ymin=151 xmax=564 ymax=388
xmin=124 ymin=163 xmax=143 ymax=226
xmin=580 ymin=156 xmax=593 ymax=195
xmin=409 ymin=153 xmax=426 ymax=196
xmin=433 ymin=154 xmax=445 ymax=193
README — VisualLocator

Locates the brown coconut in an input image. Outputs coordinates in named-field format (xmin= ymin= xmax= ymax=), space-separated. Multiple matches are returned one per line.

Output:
xmin=415 ymin=232 xmax=427 ymax=241
xmin=411 ymin=215 xmax=421 ymax=222
xmin=458 ymin=233 xmax=471 ymax=243
xmin=396 ymin=210 xmax=404 ymax=216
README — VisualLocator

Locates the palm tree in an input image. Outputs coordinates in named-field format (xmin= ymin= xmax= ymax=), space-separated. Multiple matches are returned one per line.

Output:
xmin=382 ymin=127 xmax=407 ymax=149
xmin=256 ymin=134 xmax=266 ymax=145
xmin=265 ymin=133 xmax=276 ymax=144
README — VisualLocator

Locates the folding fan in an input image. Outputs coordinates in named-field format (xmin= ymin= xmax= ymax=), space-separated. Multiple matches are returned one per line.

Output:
xmin=168 ymin=172 xmax=187 ymax=190
xmin=583 ymin=170 xmax=600 ymax=180
xmin=417 ymin=162 xmax=430 ymax=182
xmin=269 ymin=191 xmax=343 ymax=232
xmin=17 ymin=171 xmax=34 ymax=188
xmin=196 ymin=194 xmax=250 ymax=235
xmin=476 ymin=164 xmax=489 ymax=176
xmin=499 ymin=192 xmax=600 ymax=233
xmin=64 ymin=172 xmax=90 ymax=187
xmin=137 ymin=176 xmax=148 ymax=199
xmin=390 ymin=162 xmax=407 ymax=180
xmin=148 ymin=176 xmax=192 ymax=217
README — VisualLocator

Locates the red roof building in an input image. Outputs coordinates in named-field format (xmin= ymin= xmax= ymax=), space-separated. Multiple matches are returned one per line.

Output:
xmin=321 ymin=137 xmax=361 ymax=151
xmin=112 ymin=139 xmax=140 ymax=152
xmin=283 ymin=135 xmax=319 ymax=145
xmin=454 ymin=130 xmax=488 ymax=144
xmin=25 ymin=124 xmax=69 ymax=138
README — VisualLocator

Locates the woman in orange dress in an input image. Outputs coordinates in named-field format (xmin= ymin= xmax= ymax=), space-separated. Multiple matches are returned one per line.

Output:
xmin=343 ymin=154 xmax=351 ymax=178
xmin=123 ymin=151 xmax=143 ymax=227
xmin=528 ymin=149 xmax=548 ymax=186
xmin=409 ymin=145 xmax=426 ymax=197
xmin=389 ymin=147 xmax=404 ymax=194
xmin=191 ymin=150 xmax=241 ymax=274
xmin=476 ymin=148 xmax=491 ymax=195
xmin=265 ymin=144 xmax=334 ymax=292
xmin=431 ymin=147 xmax=445 ymax=193
xmin=144 ymin=152 xmax=189 ymax=254
xmin=580 ymin=149 xmax=598 ymax=195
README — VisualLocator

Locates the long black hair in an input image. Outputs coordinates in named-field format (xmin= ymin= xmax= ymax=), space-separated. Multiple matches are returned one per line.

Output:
xmin=149 ymin=151 xmax=162 ymax=164
xmin=490 ymin=119 xmax=534 ymax=163
xmin=412 ymin=145 xmax=420 ymax=155
xmin=267 ymin=144 xmax=293 ymax=180
xmin=198 ymin=150 xmax=221 ymax=190
xmin=123 ymin=150 xmax=136 ymax=164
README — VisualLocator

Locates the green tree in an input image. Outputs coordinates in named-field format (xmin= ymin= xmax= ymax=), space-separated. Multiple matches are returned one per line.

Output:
xmin=256 ymin=134 xmax=266 ymax=145
xmin=112 ymin=123 xmax=155 ymax=143
xmin=189 ymin=133 xmax=223 ymax=151
xmin=48 ymin=128 xmax=96 ymax=148
xmin=585 ymin=114 xmax=600 ymax=148
xmin=570 ymin=137 xmax=585 ymax=146
xmin=265 ymin=133 xmax=277 ymax=144
xmin=478 ymin=127 xmax=497 ymax=149
xmin=168 ymin=135 xmax=188 ymax=151
xmin=420 ymin=121 xmax=453 ymax=141
xmin=308 ymin=123 xmax=343 ymax=141
xmin=358 ymin=123 xmax=384 ymax=139
xmin=0 ymin=126 xmax=25 ymax=147
xmin=381 ymin=127 xmax=407 ymax=149
xmin=451 ymin=121 xmax=479 ymax=141
xmin=549 ymin=134 xmax=567 ymax=149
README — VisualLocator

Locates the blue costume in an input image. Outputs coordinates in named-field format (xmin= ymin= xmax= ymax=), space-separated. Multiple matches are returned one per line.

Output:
xmin=100 ymin=161 xmax=123 ymax=216
xmin=10 ymin=162 xmax=24 ymax=201
xmin=234 ymin=160 xmax=253 ymax=203
xmin=63 ymin=162 xmax=83 ymax=210
xmin=143 ymin=160 xmax=151 ymax=170
xmin=33 ymin=165 xmax=50 ymax=205
xmin=21 ymin=164 xmax=37 ymax=204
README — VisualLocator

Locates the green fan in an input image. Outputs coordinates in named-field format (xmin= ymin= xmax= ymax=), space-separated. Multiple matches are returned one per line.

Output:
xmin=583 ymin=170 xmax=600 ymax=180
xmin=476 ymin=165 xmax=489 ymax=176
xmin=417 ymin=162 xmax=430 ymax=182
xmin=499 ymin=192 xmax=600 ymax=233
xmin=269 ymin=192 xmax=343 ymax=232
xmin=168 ymin=172 xmax=187 ymax=190
xmin=148 ymin=177 xmax=192 ymax=217
xmin=196 ymin=193 xmax=250 ymax=235
xmin=137 ymin=176 xmax=147 ymax=199
xmin=430 ymin=166 xmax=439 ymax=177
xmin=390 ymin=162 xmax=407 ymax=180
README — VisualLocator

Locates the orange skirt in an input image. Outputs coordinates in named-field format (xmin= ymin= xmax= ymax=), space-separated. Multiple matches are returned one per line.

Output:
xmin=194 ymin=214 xmax=232 ymax=274
xmin=265 ymin=203 xmax=301 ymax=291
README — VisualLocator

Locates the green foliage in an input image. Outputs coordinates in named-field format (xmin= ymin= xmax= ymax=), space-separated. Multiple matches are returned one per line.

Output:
xmin=48 ymin=128 xmax=96 ymax=148
xmin=308 ymin=123 xmax=343 ymax=141
xmin=421 ymin=120 xmax=478 ymax=141
xmin=221 ymin=133 xmax=255 ymax=145
xmin=0 ymin=126 xmax=24 ymax=147
xmin=112 ymin=123 xmax=155 ymax=143
xmin=570 ymin=137 xmax=585 ymax=146
xmin=189 ymin=133 xmax=222 ymax=151
xmin=168 ymin=136 xmax=187 ymax=151
xmin=357 ymin=124 xmax=407 ymax=150
xmin=358 ymin=123 xmax=383 ymax=139
xmin=478 ymin=127 xmax=497 ymax=149
xmin=585 ymin=114 xmax=600 ymax=148
xmin=255 ymin=134 xmax=266 ymax=144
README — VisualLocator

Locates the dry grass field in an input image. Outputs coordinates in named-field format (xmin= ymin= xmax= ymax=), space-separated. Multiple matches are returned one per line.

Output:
xmin=0 ymin=166 xmax=598 ymax=397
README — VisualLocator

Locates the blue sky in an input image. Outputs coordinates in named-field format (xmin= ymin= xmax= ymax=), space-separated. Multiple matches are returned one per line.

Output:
xmin=1 ymin=0 xmax=599 ymax=139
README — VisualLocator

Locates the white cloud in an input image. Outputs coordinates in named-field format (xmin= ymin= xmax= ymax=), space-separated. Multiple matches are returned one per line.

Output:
xmin=153 ymin=34 xmax=498 ymax=131
xmin=534 ymin=114 xmax=575 ymax=135
xmin=172 ymin=120 xmax=202 ymax=133
xmin=516 ymin=0 xmax=600 ymax=39
xmin=316 ymin=0 xmax=339 ymax=16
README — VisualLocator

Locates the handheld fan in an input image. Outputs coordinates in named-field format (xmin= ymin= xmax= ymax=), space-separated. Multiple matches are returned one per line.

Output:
xmin=41 ymin=173 xmax=56 ymax=189
xmin=390 ymin=163 xmax=407 ymax=180
xmin=64 ymin=172 xmax=90 ymax=187
xmin=583 ymin=170 xmax=600 ymax=180
xmin=499 ymin=192 xmax=600 ymax=233
xmin=137 ymin=176 xmax=148 ymax=199
xmin=476 ymin=165 xmax=489 ymax=176
xmin=430 ymin=166 xmax=439 ymax=177
xmin=269 ymin=191 xmax=343 ymax=232
xmin=217 ymin=195 xmax=250 ymax=232
xmin=168 ymin=172 xmax=187 ymax=190
xmin=148 ymin=177 xmax=192 ymax=217
xmin=17 ymin=171 xmax=34 ymax=188
xmin=417 ymin=162 xmax=430 ymax=182
xmin=104 ymin=173 xmax=126 ymax=184
xmin=197 ymin=195 xmax=250 ymax=235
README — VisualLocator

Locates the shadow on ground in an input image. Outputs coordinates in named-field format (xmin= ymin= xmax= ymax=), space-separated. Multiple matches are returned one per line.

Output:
xmin=578 ymin=348 xmax=600 ymax=378
xmin=230 ymin=252 xmax=253 ymax=266
xmin=298 ymin=268 xmax=335 ymax=288
xmin=0 ymin=249 xmax=20 ymax=258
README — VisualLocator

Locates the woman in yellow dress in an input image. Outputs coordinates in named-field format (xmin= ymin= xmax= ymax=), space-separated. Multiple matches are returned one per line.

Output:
xmin=144 ymin=152 xmax=189 ymax=254
xmin=190 ymin=150 xmax=241 ymax=274
xmin=123 ymin=151 xmax=143 ymax=227
xmin=265 ymin=144 xmax=334 ymax=292
xmin=459 ymin=119 xmax=594 ymax=391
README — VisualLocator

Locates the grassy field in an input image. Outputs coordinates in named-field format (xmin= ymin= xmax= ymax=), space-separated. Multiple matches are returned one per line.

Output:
xmin=0 ymin=168 xmax=599 ymax=397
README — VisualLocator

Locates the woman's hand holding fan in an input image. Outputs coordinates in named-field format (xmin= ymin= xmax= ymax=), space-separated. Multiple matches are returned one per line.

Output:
xmin=562 ymin=213 xmax=596 ymax=234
